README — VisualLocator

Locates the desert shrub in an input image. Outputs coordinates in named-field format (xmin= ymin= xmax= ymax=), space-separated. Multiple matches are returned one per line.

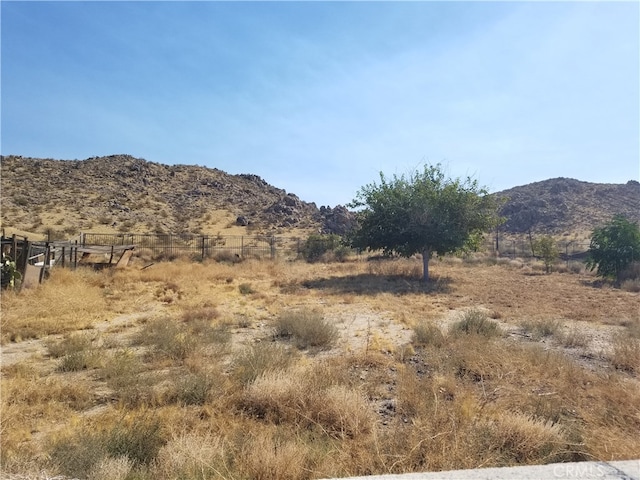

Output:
xmin=50 ymin=431 xmax=108 ymax=479
xmin=333 ymin=244 xmax=352 ymax=262
xmin=134 ymin=317 xmax=197 ymax=361
xmin=180 ymin=306 xmax=219 ymax=323
xmin=58 ymin=349 xmax=102 ymax=372
xmin=450 ymin=309 xmax=501 ymax=337
xmin=152 ymin=433 xmax=230 ymax=479
xmin=238 ymin=283 xmax=255 ymax=295
xmin=170 ymin=372 xmax=216 ymax=406
xmin=619 ymin=261 xmax=640 ymax=281
xmin=478 ymin=412 xmax=568 ymax=464
xmin=274 ymin=309 xmax=338 ymax=350
xmin=232 ymin=343 xmax=299 ymax=385
xmin=609 ymin=334 xmax=640 ymax=373
xmin=519 ymin=318 xmax=561 ymax=340
xmin=106 ymin=416 xmax=166 ymax=466
xmin=558 ymin=328 xmax=589 ymax=348
xmin=100 ymin=348 xmax=145 ymax=395
xmin=240 ymin=365 xmax=375 ymax=439
xmin=87 ymin=456 xmax=133 ymax=480
xmin=567 ymin=261 xmax=584 ymax=274
xmin=532 ymin=236 xmax=559 ymax=273
xmin=412 ymin=321 xmax=445 ymax=347
xmin=47 ymin=333 xmax=94 ymax=358
xmin=300 ymin=233 xmax=343 ymax=263
xmin=47 ymin=333 xmax=102 ymax=372
xmin=241 ymin=433 xmax=309 ymax=480
xmin=213 ymin=250 xmax=243 ymax=263
xmin=620 ymin=278 xmax=640 ymax=293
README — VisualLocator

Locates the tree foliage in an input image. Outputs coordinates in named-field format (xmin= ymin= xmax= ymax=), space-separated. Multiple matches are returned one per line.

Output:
xmin=586 ymin=215 xmax=640 ymax=282
xmin=532 ymin=235 xmax=559 ymax=273
xmin=348 ymin=164 xmax=501 ymax=280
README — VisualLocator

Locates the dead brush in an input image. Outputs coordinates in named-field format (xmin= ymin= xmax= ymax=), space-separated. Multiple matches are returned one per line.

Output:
xmin=1 ymin=267 xmax=109 ymax=342
xmin=231 ymin=342 xmax=300 ymax=385
xmin=609 ymin=333 xmax=640 ymax=373
xmin=450 ymin=308 xmax=501 ymax=337
xmin=478 ymin=412 xmax=569 ymax=464
xmin=240 ymin=363 xmax=375 ymax=439
xmin=412 ymin=321 xmax=445 ymax=347
xmin=152 ymin=432 xmax=231 ymax=479
xmin=519 ymin=318 xmax=562 ymax=340
xmin=240 ymin=429 xmax=310 ymax=480
xmin=273 ymin=308 xmax=339 ymax=350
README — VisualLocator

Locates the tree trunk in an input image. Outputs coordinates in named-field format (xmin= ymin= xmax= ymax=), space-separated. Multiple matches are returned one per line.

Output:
xmin=422 ymin=248 xmax=431 ymax=281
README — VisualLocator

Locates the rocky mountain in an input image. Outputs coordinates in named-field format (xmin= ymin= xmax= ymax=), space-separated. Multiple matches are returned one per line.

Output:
xmin=0 ymin=154 xmax=355 ymax=237
xmin=496 ymin=177 xmax=640 ymax=236
xmin=1 ymin=155 xmax=637 ymax=240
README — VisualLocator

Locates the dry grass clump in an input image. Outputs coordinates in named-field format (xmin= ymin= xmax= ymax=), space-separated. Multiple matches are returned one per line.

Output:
xmin=232 ymin=342 xmax=300 ymax=385
xmin=274 ymin=308 xmax=339 ymax=350
xmin=47 ymin=332 xmax=103 ymax=372
xmin=134 ymin=315 xmax=230 ymax=361
xmin=49 ymin=414 xmax=166 ymax=479
xmin=412 ymin=321 xmax=445 ymax=347
xmin=557 ymin=327 xmax=589 ymax=348
xmin=519 ymin=318 xmax=562 ymax=340
xmin=609 ymin=333 xmax=640 ymax=373
xmin=1 ymin=267 xmax=109 ymax=343
xmin=240 ymin=364 xmax=375 ymax=440
xmin=152 ymin=432 xmax=231 ymax=479
xmin=450 ymin=309 xmax=501 ymax=337
xmin=478 ymin=412 xmax=567 ymax=464
xmin=366 ymin=257 xmax=423 ymax=279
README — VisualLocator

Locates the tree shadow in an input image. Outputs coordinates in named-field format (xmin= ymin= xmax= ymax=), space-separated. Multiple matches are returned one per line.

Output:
xmin=299 ymin=273 xmax=453 ymax=296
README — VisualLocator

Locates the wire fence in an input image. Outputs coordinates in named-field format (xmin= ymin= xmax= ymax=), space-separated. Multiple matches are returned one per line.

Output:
xmin=78 ymin=232 xmax=594 ymax=263
xmin=485 ymin=237 xmax=591 ymax=262
xmin=80 ymin=233 xmax=304 ymax=260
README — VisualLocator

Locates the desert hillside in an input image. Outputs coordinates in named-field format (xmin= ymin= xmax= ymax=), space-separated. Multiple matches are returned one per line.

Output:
xmin=497 ymin=177 xmax=640 ymax=237
xmin=1 ymin=154 xmax=638 ymax=239
xmin=0 ymin=154 xmax=354 ymax=238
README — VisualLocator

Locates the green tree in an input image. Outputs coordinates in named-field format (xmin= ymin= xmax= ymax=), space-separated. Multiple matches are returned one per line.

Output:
xmin=532 ymin=235 xmax=559 ymax=273
xmin=349 ymin=164 xmax=501 ymax=281
xmin=586 ymin=215 xmax=640 ymax=282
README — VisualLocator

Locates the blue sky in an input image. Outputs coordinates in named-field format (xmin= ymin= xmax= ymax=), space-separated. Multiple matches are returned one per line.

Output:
xmin=2 ymin=1 xmax=638 ymax=207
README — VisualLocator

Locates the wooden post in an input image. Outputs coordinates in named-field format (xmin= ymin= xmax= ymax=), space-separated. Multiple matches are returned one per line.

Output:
xmin=74 ymin=240 xmax=78 ymax=269
xmin=39 ymin=243 xmax=51 ymax=284
xmin=108 ymin=245 xmax=114 ymax=265
xmin=62 ymin=247 xmax=66 ymax=268
xmin=201 ymin=236 xmax=206 ymax=261
xmin=12 ymin=234 xmax=17 ymax=262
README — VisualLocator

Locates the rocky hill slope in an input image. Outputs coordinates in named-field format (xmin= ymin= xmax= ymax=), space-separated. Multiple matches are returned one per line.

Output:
xmin=1 ymin=155 xmax=638 ymax=240
xmin=496 ymin=177 xmax=640 ymax=236
xmin=0 ymin=154 xmax=354 ymax=237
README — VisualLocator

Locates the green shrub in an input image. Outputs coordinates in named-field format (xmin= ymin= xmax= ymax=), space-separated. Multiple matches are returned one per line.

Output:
xmin=274 ymin=309 xmax=339 ymax=350
xmin=300 ymin=234 xmax=343 ymax=263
